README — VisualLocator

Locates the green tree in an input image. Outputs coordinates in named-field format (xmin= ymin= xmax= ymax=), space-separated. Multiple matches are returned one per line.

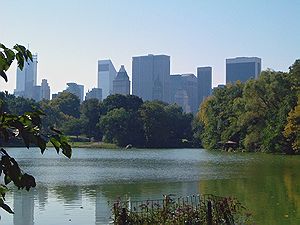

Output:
xmin=99 ymin=108 xmax=145 ymax=147
xmin=102 ymin=94 xmax=143 ymax=113
xmin=139 ymin=101 xmax=193 ymax=148
xmin=38 ymin=99 xmax=65 ymax=132
xmin=100 ymin=108 xmax=132 ymax=146
xmin=0 ymin=43 xmax=71 ymax=214
xmin=80 ymin=99 xmax=102 ymax=140
xmin=196 ymin=83 xmax=245 ymax=150
xmin=284 ymin=96 xmax=300 ymax=153
xmin=0 ymin=93 xmax=38 ymax=115
xmin=195 ymin=60 xmax=300 ymax=154
xmin=50 ymin=92 xmax=80 ymax=118
xmin=61 ymin=117 xmax=84 ymax=140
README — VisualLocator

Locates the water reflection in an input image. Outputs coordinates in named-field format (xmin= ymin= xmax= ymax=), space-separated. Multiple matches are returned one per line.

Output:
xmin=7 ymin=181 xmax=200 ymax=225
xmin=13 ymin=189 xmax=34 ymax=225
xmin=1 ymin=148 xmax=300 ymax=225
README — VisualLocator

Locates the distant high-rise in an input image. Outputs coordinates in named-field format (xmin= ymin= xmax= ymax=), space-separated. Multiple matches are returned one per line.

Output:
xmin=169 ymin=74 xmax=197 ymax=113
xmin=197 ymin=67 xmax=212 ymax=107
xmin=226 ymin=57 xmax=261 ymax=84
xmin=174 ymin=89 xmax=191 ymax=113
xmin=97 ymin=60 xmax=117 ymax=99
xmin=32 ymin=85 xmax=41 ymax=102
xmin=85 ymin=88 xmax=102 ymax=101
xmin=113 ymin=65 xmax=130 ymax=95
xmin=14 ymin=54 xmax=38 ymax=98
xmin=41 ymin=79 xmax=50 ymax=100
xmin=65 ymin=82 xmax=84 ymax=102
xmin=181 ymin=74 xmax=198 ymax=113
xmin=132 ymin=54 xmax=170 ymax=102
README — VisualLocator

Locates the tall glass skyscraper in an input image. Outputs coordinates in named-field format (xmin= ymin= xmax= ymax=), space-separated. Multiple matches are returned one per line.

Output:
xmin=97 ymin=59 xmax=117 ymax=99
xmin=226 ymin=57 xmax=261 ymax=84
xmin=14 ymin=54 xmax=38 ymax=98
xmin=132 ymin=54 xmax=170 ymax=102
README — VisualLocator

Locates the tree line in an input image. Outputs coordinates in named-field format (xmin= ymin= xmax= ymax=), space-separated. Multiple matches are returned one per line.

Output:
xmin=194 ymin=60 xmax=300 ymax=154
xmin=0 ymin=92 xmax=194 ymax=148
xmin=1 ymin=60 xmax=299 ymax=152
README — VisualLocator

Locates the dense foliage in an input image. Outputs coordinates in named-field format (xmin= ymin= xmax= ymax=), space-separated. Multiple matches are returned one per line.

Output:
xmin=1 ymin=93 xmax=194 ymax=148
xmin=194 ymin=60 xmax=300 ymax=154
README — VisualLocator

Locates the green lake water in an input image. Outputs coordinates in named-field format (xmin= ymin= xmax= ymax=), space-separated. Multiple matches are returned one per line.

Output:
xmin=0 ymin=148 xmax=299 ymax=224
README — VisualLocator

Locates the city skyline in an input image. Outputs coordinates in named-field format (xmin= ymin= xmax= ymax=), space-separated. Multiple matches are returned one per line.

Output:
xmin=1 ymin=1 xmax=300 ymax=94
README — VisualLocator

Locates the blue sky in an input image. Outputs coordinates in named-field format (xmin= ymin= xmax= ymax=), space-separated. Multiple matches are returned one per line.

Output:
xmin=1 ymin=0 xmax=300 ymax=94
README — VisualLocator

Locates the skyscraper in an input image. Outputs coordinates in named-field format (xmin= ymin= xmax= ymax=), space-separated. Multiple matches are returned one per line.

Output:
xmin=85 ymin=88 xmax=102 ymax=101
xmin=41 ymin=79 xmax=50 ymax=100
xmin=65 ymin=82 xmax=84 ymax=102
xmin=132 ymin=54 xmax=170 ymax=102
xmin=113 ymin=65 xmax=130 ymax=95
xmin=174 ymin=89 xmax=191 ymax=113
xmin=197 ymin=67 xmax=212 ymax=107
xmin=181 ymin=74 xmax=198 ymax=113
xmin=97 ymin=60 xmax=117 ymax=99
xmin=32 ymin=85 xmax=41 ymax=102
xmin=14 ymin=54 xmax=38 ymax=98
xmin=169 ymin=74 xmax=198 ymax=113
xmin=226 ymin=57 xmax=261 ymax=84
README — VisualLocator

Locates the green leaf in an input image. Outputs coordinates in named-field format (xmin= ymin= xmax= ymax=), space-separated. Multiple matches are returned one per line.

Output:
xmin=26 ymin=49 xmax=33 ymax=61
xmin=50 ymin=126 xmax=63 ymax=135
xmin=0 ymin=71 xmax=8 ymax=82
xmin=20 ymin=173 xmax=36 ymax=191
xmin=13 ymin=44 xmax=26 ymax=54
xmin=61 ymin=142 xmax=72 ymax=159
xmin=0 ymin=43 xmax=7 ymax=50
xmin=0 ymin=199 xmax=14 ymax=214
xmin=4 ymin=175 xmax=11 ymax=185
xmin=16 ymin=52 xmax=24 ymax=70
xmin=50 ymin=136 xmax=61 ymax=153
xmin=0 ymin=52 xmax=8 ymax=71
xmin=4 ymin=48 xmax=15 ymax=66
xmin=21 ymin=131 xmax=31 ymax=148
xmin=0 ymin=185 xmax=8 ymax=198
xmin=36 ymin=136 xmax=47 ymax=154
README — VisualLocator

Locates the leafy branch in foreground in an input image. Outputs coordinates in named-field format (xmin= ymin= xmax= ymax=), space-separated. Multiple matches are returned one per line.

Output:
xmin=0 ymin=43 xmax=32 ymax=82
xmin=0 ymin=43 xmax=72 ymax=214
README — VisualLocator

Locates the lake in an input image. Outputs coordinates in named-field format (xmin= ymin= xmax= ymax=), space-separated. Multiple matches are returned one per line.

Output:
xmin=0 ymin=148 xmax=300 ymax=224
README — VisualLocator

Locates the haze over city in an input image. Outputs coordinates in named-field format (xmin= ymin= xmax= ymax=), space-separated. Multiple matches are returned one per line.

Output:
xmin=1 ymin=0 xmax=300 ymax=95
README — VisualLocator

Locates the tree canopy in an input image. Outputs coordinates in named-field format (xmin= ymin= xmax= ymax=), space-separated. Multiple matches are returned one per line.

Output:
xmin=195 ymin=60 xmax=300 ymax=154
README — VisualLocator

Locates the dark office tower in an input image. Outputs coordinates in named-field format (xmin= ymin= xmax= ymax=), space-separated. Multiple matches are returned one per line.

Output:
xmin=226 ymin=57 xmax=261 ymax=84
xmin=113 ymin=65 xmax=130 ymax=95
xmin=197 ymin=67 xmax=212 ymax=107
xmin=132 ymin=54 xmax=170 ymax=102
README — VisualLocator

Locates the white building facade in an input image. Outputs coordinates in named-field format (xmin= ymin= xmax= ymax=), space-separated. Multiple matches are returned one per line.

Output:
xmin=97 ymin=60 xmax=117 ymax=99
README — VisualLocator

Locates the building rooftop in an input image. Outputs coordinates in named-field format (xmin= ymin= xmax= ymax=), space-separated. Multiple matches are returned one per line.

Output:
xmin=115 ymin=65 xmax=129 ymax=80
